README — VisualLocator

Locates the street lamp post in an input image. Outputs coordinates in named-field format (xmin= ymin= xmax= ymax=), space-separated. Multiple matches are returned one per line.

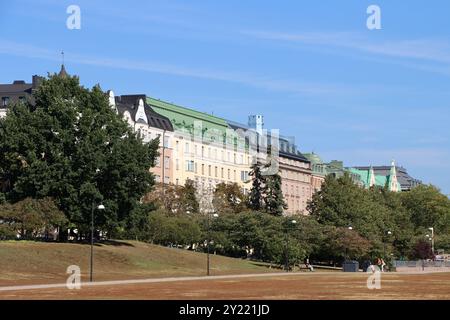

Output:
xmin=345 ymin=226 xmax=353 ymax=262
xmin=284 ymin=219 xmax=297 ymax=272
xmin=90 ymin=203 xmax=105 ymax=282
xmin=207 ymin=213 xmax=219 ymax=276
xmin=428 ymin=227 xmax=435 ymax=256
xmin=383 ymin=230 xmax=392 ymax=259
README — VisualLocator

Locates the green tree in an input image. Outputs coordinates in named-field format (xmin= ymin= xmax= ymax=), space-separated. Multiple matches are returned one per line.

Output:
xmin=248 ymin=163 xmax=264 ymax=211
xmin=0 ymin=197 xmax=67 ymax=240
xmin=0 ymin=74 xmax=159 ymax=237
xmin=213 ymin=182 xmax=247 ymax=214
xmin=181 ymin=179 xmax=199 ymax=214
xmin=401 ymin=184 xmax=450 ymax=234
xmin=263 ymin=173 xmax=286 ymax=216
xmin=321 ymin=226 xmax=371 ymax=263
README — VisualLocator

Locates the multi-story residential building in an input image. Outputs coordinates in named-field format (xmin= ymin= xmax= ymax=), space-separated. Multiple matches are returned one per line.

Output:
xmin=0 ymin=75 xmax=44 ymax=118
xmin=303 ymin=152 xmax=326 ymax=193
xmin=303 ymin=152 xmax=363 ymax=193
xmin=230 ymin=115 xmax=312 ymax=215
xmin=147 ymin=97 xmax=252 ymax=211
xmin=109 ymin=92 xmax=174 ymax=184
xmin=278 ymin=137 xmax=312 ymax=215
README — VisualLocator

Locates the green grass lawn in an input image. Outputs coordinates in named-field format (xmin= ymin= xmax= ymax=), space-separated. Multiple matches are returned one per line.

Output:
xmin=0 ymin=240 xmax=277 ymax=285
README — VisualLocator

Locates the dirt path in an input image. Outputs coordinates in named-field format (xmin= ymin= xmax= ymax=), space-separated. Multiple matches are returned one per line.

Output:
xmin=1 ymin=272 xmax=449 ymax=300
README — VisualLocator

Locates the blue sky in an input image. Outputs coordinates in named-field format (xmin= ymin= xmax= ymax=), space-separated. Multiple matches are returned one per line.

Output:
xmin=1 ymin=0 xmax=449 ymax=194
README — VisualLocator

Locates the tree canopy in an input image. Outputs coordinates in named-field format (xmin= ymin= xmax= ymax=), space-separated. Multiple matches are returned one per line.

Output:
xmin=0 ymin=74 xmax=159 ymax=237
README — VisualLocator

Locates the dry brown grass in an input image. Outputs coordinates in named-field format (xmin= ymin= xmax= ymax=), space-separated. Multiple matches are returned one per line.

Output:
xmin=0 ymin=240 xmax=275 ymax=286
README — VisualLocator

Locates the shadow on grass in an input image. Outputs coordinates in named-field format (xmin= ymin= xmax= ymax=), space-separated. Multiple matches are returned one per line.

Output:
xmin=248 ymin=261 xmax=283 ymax=270
xmin=62 ymin=239 xmax=136 ymax=247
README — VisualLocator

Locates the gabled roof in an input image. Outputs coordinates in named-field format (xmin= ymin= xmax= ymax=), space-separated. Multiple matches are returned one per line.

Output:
xmin=116 ymin=95 xmax=173 ymax=131
xmin=352 ymin=165 xmax=421 ymax=190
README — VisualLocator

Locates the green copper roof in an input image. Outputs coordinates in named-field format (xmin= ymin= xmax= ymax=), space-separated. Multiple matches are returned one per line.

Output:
xmin=303 ymin=152 xmax=323 ymax=164
xmin=147 ymin=97 xmax=228 ymax=127
xmin=349 ymin=168 xmax=401 ymax=190
xmin=147 ymin=97 xmax=244 ymax=148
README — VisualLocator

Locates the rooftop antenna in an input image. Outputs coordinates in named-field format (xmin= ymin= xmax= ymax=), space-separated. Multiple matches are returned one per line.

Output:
xmin=61 ymin=50 xmax=65 ymax=65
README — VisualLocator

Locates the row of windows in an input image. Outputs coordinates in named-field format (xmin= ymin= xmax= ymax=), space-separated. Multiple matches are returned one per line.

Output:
xmin=280 ymin=170 xmax=310 ymax=183
xmin=283 ymin=184 xmax=311 ymax=197
xmin=193 ymin=178 xmax=249 ymax=195
xmin=137 ymin=128 xmax=170 ymax=147
xmin=155 ymin=156 xmax=170 ymax=169
xmin=184 ymin=160 xmax=249 ymax=182
xmin=154 ymin=175 xmax=170 ymax=184
xmin=176 ymin=141 xmax=249 ymax=165
xmin=281 ymin=158 xmax=310 ymax=169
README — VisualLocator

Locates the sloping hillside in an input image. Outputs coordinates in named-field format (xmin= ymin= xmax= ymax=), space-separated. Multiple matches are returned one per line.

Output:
xmin=0 ymin=240 xmax=273 ymax=286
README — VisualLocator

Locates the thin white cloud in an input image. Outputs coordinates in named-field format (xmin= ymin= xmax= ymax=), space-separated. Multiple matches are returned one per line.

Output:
xmin=242 ymin=30 xmax=450 ymax=73
xmin=0 ymin=39 xmax=359 ymax=96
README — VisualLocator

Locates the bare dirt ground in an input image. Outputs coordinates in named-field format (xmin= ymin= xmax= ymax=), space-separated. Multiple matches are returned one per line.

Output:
xmin=1 ymin=272 xmax=449 ymax=300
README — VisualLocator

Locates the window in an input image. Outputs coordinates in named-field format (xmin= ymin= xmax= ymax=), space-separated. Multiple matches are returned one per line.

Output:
xmin=175 ymin=140 xmax=179 ymax=152
xmin=233 ymin=170 xmax=236 ymax=180
xmin=164 ymin=136 xmax=169 ymax=148
xmin=176 ymin=179 xmax=179 ymax=185
xmin=240 ymin=155 xmax=244 ymax=164
xmin=227 ymin=152 xmax=231 ymax=162
xmin=185 ymin=142 xmax=190 ymax=153
xmin=213 ymin=149 xmax=217 ymax=160
xmin=176 ymin=159 xmax=179 ymax=170
xmin=194 ymin=144 xmax=198 ymax=156
xmin=164 ymin=176 xmax=170 ymax=184
xmin=208 ymin=148 xmax=211 ymax=158
xmin=228 ymin=169 xmax=230 ymax=179
xmin=202 ymin=146 xmax=205 ymax=157
xmin=221 ymin=168 xmax=224 ymax=178
xmin=215 ymin=166 xmax=218 ymax=177
xmin=164 ymin=156 xmax=170 ymax=169
xmin=241 ymin=171 xmax=249 ymax=182
xmin=155 ymin=156 xmax=161 ymax=167
xmin=221 ymin=150 xmax=224 ymax=161
xmin=186 ymin=160 xmax=195 ymax=172
xmin=234 ymin=153 xmax=236 ymax=164
xmin=1 ymin=97 xmax=9 ymax=107
xmin=202 ymin=164 xmax=205 ymax=175
xmin=208 ymin=165 xmax=211 ymax=176
xmin=155 ymin=175 xmax=161 ymax=183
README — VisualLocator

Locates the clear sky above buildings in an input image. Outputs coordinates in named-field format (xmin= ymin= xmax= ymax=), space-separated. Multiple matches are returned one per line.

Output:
xmin=1 ymin=0 xmax=449 ymax=194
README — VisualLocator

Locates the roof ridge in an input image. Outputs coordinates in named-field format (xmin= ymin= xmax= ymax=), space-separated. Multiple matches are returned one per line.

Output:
xmin=147 ymin=96 xmax=226 ymax=124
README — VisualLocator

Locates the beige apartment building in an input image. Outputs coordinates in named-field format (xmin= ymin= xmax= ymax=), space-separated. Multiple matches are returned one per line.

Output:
xmin=147 ymin=97 xmax=252 ymax=211
xmin=109 ymin=92 xmax=175 ymax=185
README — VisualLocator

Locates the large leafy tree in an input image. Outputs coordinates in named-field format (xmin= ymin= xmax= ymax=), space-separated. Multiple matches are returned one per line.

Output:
xmin=0 ymin=74 xmax=159 ymax=238
xmin=401 ymin=184 xmax=450 ymax=234
xmin=213 ymin=182 xmax=247 ymax=214
xmin=0 ymin=197 xmax=67 ymax=240
xmin=144 ymin=179 xmax=199 ymax=215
